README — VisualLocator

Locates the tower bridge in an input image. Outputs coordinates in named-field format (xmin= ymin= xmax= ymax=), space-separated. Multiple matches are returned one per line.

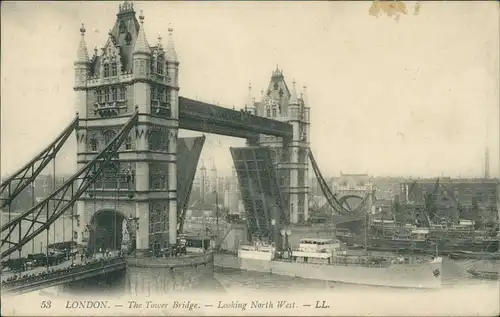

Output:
xmin=0 ymin=1 xmax=372 ymax=294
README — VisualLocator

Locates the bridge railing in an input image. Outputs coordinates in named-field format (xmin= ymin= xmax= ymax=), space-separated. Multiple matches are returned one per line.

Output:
xmin=2 ymin=256 xmax=125 ymax=289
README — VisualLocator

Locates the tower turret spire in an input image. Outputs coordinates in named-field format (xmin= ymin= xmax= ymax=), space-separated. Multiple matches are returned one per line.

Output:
xmin=289 ymin=79 xmax=299 ymax=105
xmin=157 ymin=34 xmax=163 ymax=50
xmin=75 ymin=23 xmax=89 ymax=63
xmin=302 ymin=85 xmax=309 ymax=106
xmin=165 ymin=25 xmax=178 ymax=63
xmin=133 ymin=10 xmax=150 ymax=54
xmin=246 ymin=83 xmax=253 ymax=106
xmin=245 ymin=83 xmax=256 ymax=114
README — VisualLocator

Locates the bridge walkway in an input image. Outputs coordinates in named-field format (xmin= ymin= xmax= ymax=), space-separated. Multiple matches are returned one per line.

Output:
xmin=2 ymin=253 xmax=125 ymax=294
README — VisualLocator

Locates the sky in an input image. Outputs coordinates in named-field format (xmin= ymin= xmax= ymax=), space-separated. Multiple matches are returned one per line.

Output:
xmin=1 ymin=1 xmax=499 ymax=178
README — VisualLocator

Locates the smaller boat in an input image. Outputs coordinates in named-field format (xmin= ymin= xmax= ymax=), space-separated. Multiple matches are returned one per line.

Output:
xmin=449 ymin=251 xmax=500 ymax=260
xmin=466 ymin=266 xmax=499 ymax=280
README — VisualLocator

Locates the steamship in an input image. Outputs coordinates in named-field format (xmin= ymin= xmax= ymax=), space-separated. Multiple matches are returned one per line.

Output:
xmin=337 ymin=220 xmax=499 ymax=255
xmin=215 ymin=237 xmax=442 ymax=289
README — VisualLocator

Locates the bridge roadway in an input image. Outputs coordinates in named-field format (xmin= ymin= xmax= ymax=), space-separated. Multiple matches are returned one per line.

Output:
xmin=1 ymin=254 xmax=126 ymax=296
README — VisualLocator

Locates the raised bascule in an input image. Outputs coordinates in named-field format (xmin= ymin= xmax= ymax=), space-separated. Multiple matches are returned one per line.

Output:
xmin=0 ymin=1 xmax=373 ymax=295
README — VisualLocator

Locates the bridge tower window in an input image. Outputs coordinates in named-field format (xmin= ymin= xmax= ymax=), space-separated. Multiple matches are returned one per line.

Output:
xmin=97 ymin=89 xmax=103 ymax=103
xmin=149 ymin=204 xmax=168 ymax=252
xmin=89 ymin=138 xmax=98 ymax=152
xmin=119 ymin=86 xmax=126 ymax=100
xmin=104 ymin=87 xmax=110 ymax=102
xmin=156 ymin=58 xmax=164 ymax=75
xmin=272 ymin=108 xmax=277 ymax=118
xmin=266 ymin=107 xmax=271 ymax=117
xmin=125 ymin=136 xmax=132 ymax=150
xmin=158 ymin=87 xmax=164 ymax=102
xmin=103 ymin=130 xmax=116 ymax=145
xmin=151 ymin=86 xmax=157 ymax=101
xmin=112 ymin=87 xmax=118 ymax=101
xmin=104 ymin=64 xmax=110 ymax=78
xmin=119 ymin=21 xmax=127 ymax=33
xmin=111 ymin=62 xmax=117 ymax=77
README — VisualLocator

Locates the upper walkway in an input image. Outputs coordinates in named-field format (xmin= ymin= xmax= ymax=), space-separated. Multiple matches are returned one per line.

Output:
xmin=179 ymin=97 xmax=293 ymax=139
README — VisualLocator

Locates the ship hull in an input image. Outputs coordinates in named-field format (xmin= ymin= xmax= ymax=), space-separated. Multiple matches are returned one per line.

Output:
xmin=214 ymin=253 xmax=442 ymax=289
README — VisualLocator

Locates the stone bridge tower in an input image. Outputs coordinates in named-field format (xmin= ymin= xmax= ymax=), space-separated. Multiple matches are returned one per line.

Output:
xmin=249 ymin=67 xmax=311 ymax=224
xmin=74 ymin=2 xmax=180 ymax=255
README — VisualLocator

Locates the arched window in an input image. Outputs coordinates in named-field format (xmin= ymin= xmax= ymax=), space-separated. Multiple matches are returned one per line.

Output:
xmin=154 ymin=171 xmax=163 ymax=189
xmin=156 ymin=58 xmax=163 ymax=75
xmin=104 ymin=87 xmax=110 ymax=102
xmin=103 ymin=130 xmax=116 ymax=146
xmin=165 ymin=89 xmax=171 ymax=105
xmin=104 ymin=64 xmax=110 ymax=77
xmin=125 ymin=32 xmax=132 ymax=45
xmin=125 ymin=136 xmax=132 ymax=150
xmin=150 ymin=86 xmax=157 ymax=101
xmin=266 ymin=107 xmax=271 ymax=117
xmin=151 ymin=170 xmax=167 ymax=190
xmin=119 ymin=86 xmax=126 ymax=100
xmin=111 ymin=62 xmax=117 ymax=77
xmin=97 ymin=89 xmax=103 ymax=103
xmin=111 ymin=87 xmax=117 ymax=101
xmin=119 ymin=21 xmax=127 ymax=34
xmin=149 ymin=203 xmax=167 ymax=251
xmin=271 ymin=107 xmax=277 ymax=118
xmin=158 ymin=87 xmax=164 ymax=103
xmin=89 ymin=138 xmax=98 ymax=152
xmin=102 ymin=162 xmax=119 ymax=189
xmin=148 ymin=129 xmax=161 ymax=150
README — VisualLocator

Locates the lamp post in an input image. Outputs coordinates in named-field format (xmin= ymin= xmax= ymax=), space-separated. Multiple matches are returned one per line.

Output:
xmin=214 ymin=190 xmax=220 ymax=235
xmin=280 ymin=228 xmax=292 ymax=252
xmin=128 ymin=214 xmax=139 ymax=257
xmin=85 ymin=224 xmax=93 ymax=256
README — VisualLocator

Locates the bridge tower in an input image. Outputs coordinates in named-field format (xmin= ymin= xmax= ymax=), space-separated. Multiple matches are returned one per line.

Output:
xmin=74 ymin=2 xmax=180 ymax=256
xmin=252 ymin=67 xmax=311 ymax=224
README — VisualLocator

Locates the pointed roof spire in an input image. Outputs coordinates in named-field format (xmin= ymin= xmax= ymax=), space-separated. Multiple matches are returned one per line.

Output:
xmin=165 ymin=24 xmax=178 ymax=63
xmin=75 ymin=23 xmax=89 ymax=63
xmin=289 ymin=79 xmax=299 ymax=105
xmin=133 ymin=10 xmax=150 ymax=55
xmin=245 ymin=83 xmax=254 ymax=107
xmin=272 ymin=64 xmax=283 ymax=77
xmin=157 ymin=33 xmax=163 ymax=50
xmin=302 ymin=84 xmax=309 ymax=106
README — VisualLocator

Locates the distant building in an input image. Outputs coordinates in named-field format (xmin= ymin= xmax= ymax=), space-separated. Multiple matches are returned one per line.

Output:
xmin=331 ymin=173 xmax=374 ymax=192
xmin=399 ymin=178 xmax=499 ymax=224
xmin=371 ymin=176 xmax=406 ymax=200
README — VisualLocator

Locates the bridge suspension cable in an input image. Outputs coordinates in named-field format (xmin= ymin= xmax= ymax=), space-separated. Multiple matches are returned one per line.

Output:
xmin=0 ymin=116 xmax=79 ymax=209
xmin=308 ymin=150 xmax=372 ymax=215
xmin=1 ymin=112 xmax=139 ymax=259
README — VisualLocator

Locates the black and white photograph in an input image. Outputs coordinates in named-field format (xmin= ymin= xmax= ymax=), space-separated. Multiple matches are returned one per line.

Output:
xmin=1 ymin=1 xmax=499 ymax=316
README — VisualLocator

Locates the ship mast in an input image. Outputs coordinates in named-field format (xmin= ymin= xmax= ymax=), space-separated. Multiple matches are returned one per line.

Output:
xmin=364 ymin=213 xmax=368 ymax=254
